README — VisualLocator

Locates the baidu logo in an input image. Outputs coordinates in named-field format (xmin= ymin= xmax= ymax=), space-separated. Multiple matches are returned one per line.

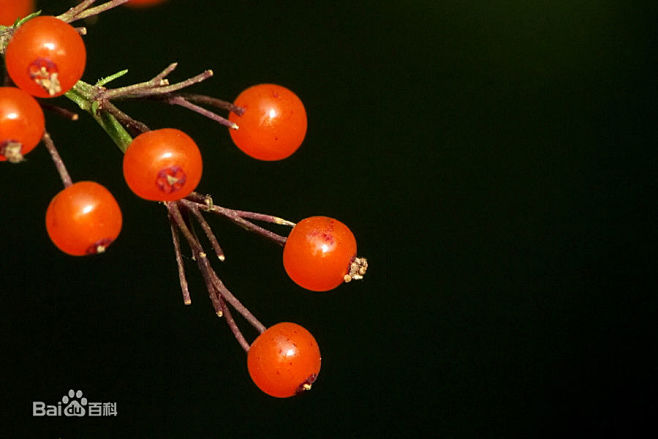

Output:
xmin=32 ymin=389 xmax=117 ymax=417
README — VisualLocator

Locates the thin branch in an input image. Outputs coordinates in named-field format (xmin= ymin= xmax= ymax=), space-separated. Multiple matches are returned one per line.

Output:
xmin=207 ymin=266 xmax=266 ymax=334
xmin=42 ymin=132 xmax=73 ymax=188
xmin=101 ymin=100 xmax=150 ymax=134
xmin=39 ymin=102 xmax=79 ymax=121
xmin=168 ymin=215 xmax=191 ymax=305
xmin=59 ymin=0 xmax=131 ymax=23
xmin=98 ymin=63 xmax=176 ymax=100
xmin=168 ymin=202 xmax=223 ymax=314
xmin=155 ymin=95 xmax=237 ymax=129
xmin=216 ymin=294 xmax=251 ymax=352
xmin=195 ymin=252 xmax=225 ymax=317
xmin=231 ymin=209 xmax=296 ymax=227
xmin=104 ymin=65 xmax=213 ymax=100
xmin=152 ymin=63 xmax=178 ymax=83
xmin=180 ymin=198 xmax=288 ymax=246
xmin=178 ymin=93 xmax=245 ymax=116
xmin=187 ymin=205 xmax=225 ymax=261
xmin=166 ymin=202 xmax=203 ymax=254
xmin=186 ymin=192 xmax=295 ymax=226
xmin=57 ymin=0 xmax=96 ymax=22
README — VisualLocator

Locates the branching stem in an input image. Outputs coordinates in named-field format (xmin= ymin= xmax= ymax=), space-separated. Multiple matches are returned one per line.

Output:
xmin=58 ymin=0 xmax=131 ymax=23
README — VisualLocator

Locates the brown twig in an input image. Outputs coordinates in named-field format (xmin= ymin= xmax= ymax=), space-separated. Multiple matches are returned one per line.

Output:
xmin=39 ymin=102 xmax=79 ymax=121
xmin=103 ymin=64 xmax=213 ymax=100
xmin=166 ymin=200 xmax=266 ymax=346
xmin=101 ymin=100 xmax=150 ymax=134
xmin=187 ymin=205 xmax=226 ymax=261
xmin=59 ymin=0 xmax=132 ymax=23
xmin=154 ymin=95 xmax=237 ymax=129
xmin=178 ymin=93 xmax=245 ymax=116
xmin=168 ymin=215 xmax=191 ymax=305
xmin=180 ymin=197 xmax=289 ymax=246
xmin=42 ymin=132 xmax=73 ymax=188
xmin=215 ymin=294 xmax=251 ymax=352
xmin=207 ymin=266 xmax=266 ymax=334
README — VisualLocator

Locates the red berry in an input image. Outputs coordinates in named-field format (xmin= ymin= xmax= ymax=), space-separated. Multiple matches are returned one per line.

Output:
xmin=5 ymin=16 xmax=86 ymax=98
xmin=229 ymin=84 xmax=307 ymax=161
xmin=0 ymin=0 xmax=34 ymax=26
xmin=0 ymin=86 xmax=45 ymax=162
xmin=247 ymin=322 xmax=321 ymax=398
xmin=123 ymin=128 xmax=203 ymax=201
xmin=283 ymin=216 xmax=357 ymax=292
xmin=46 ymin=181 xmax=123 ymax=256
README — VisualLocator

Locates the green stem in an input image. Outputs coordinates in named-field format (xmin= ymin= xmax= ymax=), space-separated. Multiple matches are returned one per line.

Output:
xmin=92 ymin=109 xmax=133 ymax=153
xmin=65 ymin=80 xmax=133 ymax=153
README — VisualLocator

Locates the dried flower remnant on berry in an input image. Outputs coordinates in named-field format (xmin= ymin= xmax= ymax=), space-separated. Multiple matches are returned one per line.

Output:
xmin=156 ymin=165 xmax=187 ymax=193
xmin=28 ymin=58 xmax=61 ymax=96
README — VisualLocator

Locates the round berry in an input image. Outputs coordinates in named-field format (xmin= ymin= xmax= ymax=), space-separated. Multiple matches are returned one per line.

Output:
xmin=0 ymin=0 xmax=34 ymax=26
xmin=283 ymin=216 xmax=357 ymax=292
xmin=247 ymin=322 xmax=321 ymax=398
xmin=46 ymin=181 xmax=123 ymax=256
xmin=229 ymin=84 xmax=307 ymax=161
xmin=123 ymin=128 xmax=203 ymax=201
xmin=5 ymin=16 xmax=86 ymax=98
xmin=0 ymin=86 xmax=45 ymax=162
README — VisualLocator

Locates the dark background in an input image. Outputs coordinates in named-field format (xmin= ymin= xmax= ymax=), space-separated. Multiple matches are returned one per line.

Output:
xmin=1 ymin=0 xmax=656 ymax=437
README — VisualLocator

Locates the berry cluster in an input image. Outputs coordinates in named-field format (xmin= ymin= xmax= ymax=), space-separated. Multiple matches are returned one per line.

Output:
xmin=0 ymin=0 xmax=367 ymax=398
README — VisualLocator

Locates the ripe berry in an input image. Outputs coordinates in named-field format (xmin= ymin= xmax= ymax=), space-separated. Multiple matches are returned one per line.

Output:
xmin=123 ymin=128 xmax=203 ymax=201
xmin=46 ymin=181 xmax=123 ymax=256
xmin=229 ymin=84 xmax=307 ymax=161
xmin=0 ymin=86 xmax=45 ymax=162
xmin=283 ymin=216 xmax=357 ymax=292
xmin=5 ymin=16 xmax=86 ymax=98
xmin=0 ymin=0 xmax=34 ymax=26
xmin=247 ymin=322 xmax=321 ymax=398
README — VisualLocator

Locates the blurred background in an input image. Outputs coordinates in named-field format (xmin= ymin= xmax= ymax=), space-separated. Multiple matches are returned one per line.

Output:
xmin=1 ymin=0 xmax=656 ymax=437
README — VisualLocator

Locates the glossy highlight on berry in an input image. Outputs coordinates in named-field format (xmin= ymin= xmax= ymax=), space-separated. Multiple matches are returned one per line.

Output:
xmin=45 ymin=181 xmax=123 ymax=256
xmin=247 ymin=322 xmax=321 ymax=398
xmin=283 ymin=216 xmax=357 ymax=292
xmin=123 ymin=128 xmax=203 ymax=201
xmin=229 ymin=84 xmax=307 ymax=161
xmin=5 ymin=16 xmax=86 ymax=98
xmin=0 ymin=86 xmax=45 ymax=162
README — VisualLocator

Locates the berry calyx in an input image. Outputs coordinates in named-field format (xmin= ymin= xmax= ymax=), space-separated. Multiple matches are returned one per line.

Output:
xmin=5 ymin=16 xmax=86 ymax=98
xmin=229 ymin=84 xmax=307 ymax=161
xmin=0 ymin=86 xmax=45 ymax=162
xmin=283 ymin=216 xmax=359 ymax=292
xmin=45 ymin=181 xmax=123 ymax=256
xmin=247 ymin=322 xmax=321 ymax=398
xmin=123 ymin=128 xmax=203 ymax=201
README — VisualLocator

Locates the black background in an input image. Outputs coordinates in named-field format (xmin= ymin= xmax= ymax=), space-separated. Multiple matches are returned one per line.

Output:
xmin=1 ymin=0 xmax=656 ymax=437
